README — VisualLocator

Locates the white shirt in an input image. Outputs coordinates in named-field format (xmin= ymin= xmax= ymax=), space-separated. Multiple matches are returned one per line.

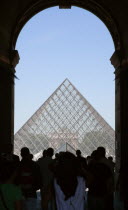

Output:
xmin=54 ymin=176 xmax=86 ymax=210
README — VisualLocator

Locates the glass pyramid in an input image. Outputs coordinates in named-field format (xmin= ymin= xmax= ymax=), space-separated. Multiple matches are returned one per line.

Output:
xmin=14 ymin=79 xmax=115 ymax=158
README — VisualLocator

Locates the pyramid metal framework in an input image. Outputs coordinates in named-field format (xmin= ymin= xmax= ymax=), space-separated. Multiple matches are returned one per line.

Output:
xmin=14 ymin=79 xmax=115 ymax=158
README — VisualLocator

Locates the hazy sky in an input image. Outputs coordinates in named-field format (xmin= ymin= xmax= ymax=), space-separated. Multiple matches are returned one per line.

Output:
xmin=15 ymin=6 xmax=115 ymax=133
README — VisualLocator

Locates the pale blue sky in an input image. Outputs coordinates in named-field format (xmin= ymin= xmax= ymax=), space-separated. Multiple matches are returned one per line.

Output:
xmin=15 ymin=6 xmax=115 ymax=133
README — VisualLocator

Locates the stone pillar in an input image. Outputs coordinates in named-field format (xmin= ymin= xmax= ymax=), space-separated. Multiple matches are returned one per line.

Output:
xmin=0 ymin=51 xmax=19 ymax=153
xmin=110 ymin=51 xmax=121 ymax=173
xmin=111 ymin=51 xmax=128 ymax=207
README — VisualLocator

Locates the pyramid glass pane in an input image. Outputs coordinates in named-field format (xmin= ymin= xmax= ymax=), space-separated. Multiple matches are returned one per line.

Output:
xmin=14 ymin=79 xmax=115 ymax=158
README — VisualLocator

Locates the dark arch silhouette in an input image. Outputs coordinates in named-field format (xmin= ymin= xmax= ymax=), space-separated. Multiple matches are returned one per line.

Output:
xmin=11 ymin=0 xmax=120 ymax=50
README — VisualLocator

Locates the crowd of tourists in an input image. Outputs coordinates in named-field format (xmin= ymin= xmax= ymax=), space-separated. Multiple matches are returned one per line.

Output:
xmin=0 ymin=144 xmax=117 ymax=210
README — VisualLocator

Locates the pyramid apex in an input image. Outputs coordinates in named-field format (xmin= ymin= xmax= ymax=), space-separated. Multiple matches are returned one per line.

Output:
xmin=61 ymin=78 xmax=73 ymax=87
xmin=63 ymin=78 xmax=71 ymax=83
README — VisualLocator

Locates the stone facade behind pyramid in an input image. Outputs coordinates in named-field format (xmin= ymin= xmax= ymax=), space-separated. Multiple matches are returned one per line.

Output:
xmin=14 ymin=79 xmax=115 ymax=158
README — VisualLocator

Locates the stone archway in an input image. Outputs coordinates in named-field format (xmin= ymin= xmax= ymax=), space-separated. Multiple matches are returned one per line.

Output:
xmin=11 ymin=0 xmax=121 ymax=50
xmin=0 ymin=0 xmax=122 ymax=163
xmin=1 ymin=0 xmax=128 ymax=206
xmin=11 ymin=0 xmax=121 ymax=168
xmin=9 ymin=0 xmax=121 ymax=167
xmin=2 ymin=0 xmax=128 ymax=205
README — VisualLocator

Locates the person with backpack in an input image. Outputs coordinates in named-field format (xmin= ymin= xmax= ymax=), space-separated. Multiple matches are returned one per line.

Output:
xmin=18 ymin=147 xmax=41 ymax=210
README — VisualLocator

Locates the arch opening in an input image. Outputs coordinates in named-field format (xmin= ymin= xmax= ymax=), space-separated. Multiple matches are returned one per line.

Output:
xmin=14 ymin=5 xmax=115 ymax=159
xmin=12 ymin=0 xmax=120 ymax=50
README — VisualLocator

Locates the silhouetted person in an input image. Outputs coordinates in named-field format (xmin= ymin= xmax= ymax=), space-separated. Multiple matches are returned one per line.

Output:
xmin=43 ymin=149 xmax=47 ymax=158
xmin=38 ymin=149 xmax=47 ymax=163
xmin=97 ymin=147 xmax=115 ymax=210
xmin=0 ymin=160 xmax=22 ymax=210
xmin=53 ymin=152 xmax=87 ymax=210
xmin=97 ymin=147 xmax=114 ymax=173
xmin=55 ymin=153 xmax=59 ymax=159
xmin=87 ymin=149 xmax=113 ymax=210
xmin=76 ymin=149 xmax=87 ymax=171
xmin=18 ymin=147 xmax=41 ymax=210
xmin=29 ymin=153 xmax=34 ymax=160
xmin=1 ymin=143 xmax=20 ymax=170
xmin=86 ymin=155 xmax=92 ymax=165
xmin=37 ymin=147 xmax=55 ymax=210
xmin=108 ymin=156 xmax=115 ymax=173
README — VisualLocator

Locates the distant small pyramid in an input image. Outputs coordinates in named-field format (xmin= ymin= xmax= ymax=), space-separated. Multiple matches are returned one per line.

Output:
xmin=14 ymin=79 xmax=115 ymax=158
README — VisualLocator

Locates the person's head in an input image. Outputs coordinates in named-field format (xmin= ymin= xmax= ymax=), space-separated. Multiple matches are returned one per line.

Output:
xmin=97 ymin=146 xmax=106 ymax=158
xmin=86 ymin=155 xmax=91 ymax=164
xmin=20 ymin=147 xmax=30 ymax=159
xmin=55 ymin=153 xmax=59 ymax=159
xmin=53 ymin=152 xmax=77 ymax=175
xmin=29 ymin=153 xmax=33 ymax=160
xmin=76 ymin=149 xmax=81 ymax=157
xmin=47 ymin=147 xmax=54 ymax=157
xmin=53 ymin=152 xmax=78 ymax=200
xmin=91 ymin=150 xmax=98 ymax=161
xmin=43 ymin=149 xmax=47 ymax=158
xmin=108 ymin=156 xmax=113 ymax=161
